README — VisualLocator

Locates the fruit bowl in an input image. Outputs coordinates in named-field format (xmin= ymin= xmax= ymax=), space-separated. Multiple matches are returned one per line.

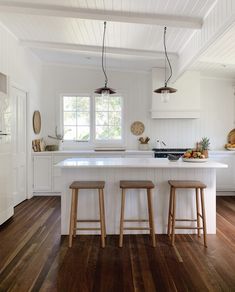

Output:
xmin=182 ymin=149 xmax=207 ymax=162
xmin=182 ymin=158 xmax=208 ymax=163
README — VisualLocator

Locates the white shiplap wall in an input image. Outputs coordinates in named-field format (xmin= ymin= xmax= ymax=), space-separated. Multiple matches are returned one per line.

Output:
xmin=0 ymin=22 xmax=42 ymax=197
xmin=40 ymin=64 xmax=235 ymax=150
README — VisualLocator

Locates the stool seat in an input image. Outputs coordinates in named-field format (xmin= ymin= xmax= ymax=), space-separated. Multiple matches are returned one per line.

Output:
xmin=120 ymin=180 xmax=154 ymax=189
xmin=70 ymin=181 xmax=105 ymax=189
xmin=168 ymin=180 xmax=206 ymax=189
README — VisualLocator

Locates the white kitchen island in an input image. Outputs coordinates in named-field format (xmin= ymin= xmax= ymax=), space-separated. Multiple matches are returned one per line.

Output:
xmin=56 ymin=157 xmax=227 ymax=235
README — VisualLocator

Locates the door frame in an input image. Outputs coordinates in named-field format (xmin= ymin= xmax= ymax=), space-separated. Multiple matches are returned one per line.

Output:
xmin=10 ymin=82 xmax=30 ymax=200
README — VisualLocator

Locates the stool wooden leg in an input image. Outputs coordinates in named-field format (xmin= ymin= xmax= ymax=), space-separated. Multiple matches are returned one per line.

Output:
xmin=69 ymin=189 xmax=76 ymax=247
xmin=195 ymin=188 xmax=201 ymax=238
xmin=119 ymin=188 xmax=126 ymax=247
xmin=171 ymin=187 xmax=176 ymax=246
xmin=101 ymin=189 xmax=106 ymax=237
xmin=99 ymin=189 xmax=105 ymax=248
xmin=73 ymin=189 xmax=78 ymax=238
xmin=167 ymin=186 xmax=173 ymax=236
xmin=200 ymin=188 xmax=207 ymax=248
xmin=147 ymin=189 xmax=156 ymax=247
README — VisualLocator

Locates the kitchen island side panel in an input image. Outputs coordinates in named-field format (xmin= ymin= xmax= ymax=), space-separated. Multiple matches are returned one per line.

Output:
xmin=60 ymin=168 xmax=216 ymax=235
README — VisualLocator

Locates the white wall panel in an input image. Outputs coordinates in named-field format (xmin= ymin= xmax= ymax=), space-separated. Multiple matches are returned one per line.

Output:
xmin=40 ymin=64 xmax=235 ymax=151
xmin=0 ymin=22 xmax=42 ymax=198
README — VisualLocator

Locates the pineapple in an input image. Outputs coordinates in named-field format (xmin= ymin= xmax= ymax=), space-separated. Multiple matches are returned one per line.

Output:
xmin=200 ymin=137 xmax=210 ymax=158
xmin=200 ymin=137 xmax=210 ymax=150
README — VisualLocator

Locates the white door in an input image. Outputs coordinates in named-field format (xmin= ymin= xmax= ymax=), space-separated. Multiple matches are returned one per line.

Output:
xmin=12 ymin=87 xmax=27 ymax=206
xmin=0 ymin=92 xmax=14 ymax=224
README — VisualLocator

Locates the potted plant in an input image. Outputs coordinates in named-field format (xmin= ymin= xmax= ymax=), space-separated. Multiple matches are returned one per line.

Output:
xmin=138 ymin=136 xmax=150 ymax=150
xmin=200 ymin=137 xmax=210 ymax=158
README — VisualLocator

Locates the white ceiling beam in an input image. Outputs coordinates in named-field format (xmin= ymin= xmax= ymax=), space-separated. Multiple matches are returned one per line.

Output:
xmin=0 ymin=1 xmax=202 ymax=29
xmin=19 ymin=40 xmax=178 ymax=59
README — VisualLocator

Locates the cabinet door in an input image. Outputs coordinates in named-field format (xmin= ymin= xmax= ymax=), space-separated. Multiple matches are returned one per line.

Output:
xmin=210 ymin=155 xmax=235 ymax=191
xmin=33 ymin=156 xmax=52 ymax=192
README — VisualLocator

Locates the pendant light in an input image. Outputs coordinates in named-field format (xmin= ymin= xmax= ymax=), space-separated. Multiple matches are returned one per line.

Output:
xmin=95 ymin=21 xmax=116 ymax=97
xmin=154 ymin=27 xmax=177 ymax=103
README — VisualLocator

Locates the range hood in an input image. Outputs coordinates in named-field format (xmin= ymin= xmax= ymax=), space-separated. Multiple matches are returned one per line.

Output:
xmin=151 ymin=69 xmax=201 ymax=119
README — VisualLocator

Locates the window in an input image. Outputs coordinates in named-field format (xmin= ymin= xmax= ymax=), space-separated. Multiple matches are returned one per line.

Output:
xmin=95 ymin=96 xmax=122 ymax=141
xmin=63 ymin=96 xmax=90 ymax=141
xmin=62 ymin=95 xmax=124 ymax=144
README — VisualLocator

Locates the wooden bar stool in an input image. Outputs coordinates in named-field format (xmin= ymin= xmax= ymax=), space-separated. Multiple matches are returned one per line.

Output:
xmin=167 ymin=180 xmax=207 ymax=247
xmin=69 ymin=181 xmax=106 ymax=248
xmin=119 ymin=180 xmax=156 ymax=247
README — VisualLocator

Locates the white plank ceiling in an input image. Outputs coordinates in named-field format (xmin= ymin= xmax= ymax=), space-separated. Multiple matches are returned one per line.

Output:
xmin=191 ymin=23 xmax=235 ymax=78
xmin=0 ymin=15 xmax=193 ymax=52
xmin=1 ymin=0 xmax=233 ymax=74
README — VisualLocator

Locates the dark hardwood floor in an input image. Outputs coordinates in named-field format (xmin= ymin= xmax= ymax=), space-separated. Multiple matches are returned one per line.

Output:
xmin=0 ymin=196 xmax=234 ymax=292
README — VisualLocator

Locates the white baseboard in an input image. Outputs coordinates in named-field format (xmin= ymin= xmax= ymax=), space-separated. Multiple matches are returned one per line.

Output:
xmin=217 ymin=191 xmax=235 ymax=196
xmin=33 ymin=192 xmax=61 ymax=196
xmin=0 ymin=206 xmax=14 ymax=225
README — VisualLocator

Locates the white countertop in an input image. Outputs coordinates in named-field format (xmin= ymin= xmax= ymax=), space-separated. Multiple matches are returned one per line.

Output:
xmin=56 ymin=157 xmax=227 ymax=169
xmin=32 ymin=149 xmax=153 ymax=155
xmin=32 ymin=149 xmax=235 ymax=155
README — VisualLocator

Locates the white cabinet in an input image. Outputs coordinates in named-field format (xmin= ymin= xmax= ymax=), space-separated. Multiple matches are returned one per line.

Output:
xmin=210 ymin=153 xmax=235 ymax=191
xmin=33 ymin=151 xmax=154 ymax=194
xmin=33 ymin=156 xmax=52 ymax=192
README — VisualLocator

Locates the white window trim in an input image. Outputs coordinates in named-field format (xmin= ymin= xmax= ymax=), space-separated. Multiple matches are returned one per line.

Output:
xmin=93 ymin=93 xmax=125 ymax=148
xmin=59 ymin=93 xmax=93 ymax=149
xmin=59 ymin=92 xmax=126 ymax=149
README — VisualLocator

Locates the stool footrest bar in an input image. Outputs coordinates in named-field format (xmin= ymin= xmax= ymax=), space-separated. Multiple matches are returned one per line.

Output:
xmin=124 ymin=227 xmax=150 ymax=230
xmin=124 ymin=219 xmax=148 ymax=222
xmin=76 ymin=227 xmax=101 ymax=231
xmin=175 ymin=219 xmax=197 ymax=222
xmin=77 ymin=220 xmax=100 ymax=222
xmin=174 ymin=226 xmax=203 ymax=230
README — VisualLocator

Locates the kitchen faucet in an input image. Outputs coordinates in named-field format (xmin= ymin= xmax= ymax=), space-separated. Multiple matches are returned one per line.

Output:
xmin=156 ymin=140 xmax=167 ymax=148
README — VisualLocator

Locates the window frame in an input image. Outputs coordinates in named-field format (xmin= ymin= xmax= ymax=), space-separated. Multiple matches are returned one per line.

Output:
xmin=59 ymin=93 xmax=125 ymax=148
xmin=59 ymin=93 xmax=93 ymax=148
xmin=93 ymin=94 xmax=125 ymax=147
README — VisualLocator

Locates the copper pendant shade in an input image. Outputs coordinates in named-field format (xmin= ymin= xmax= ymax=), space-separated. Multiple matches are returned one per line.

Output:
xmin=95 ymin=21 xmax=116 ymax=96
xmin=95 ymin=86 xmax=116 ymax=95
xmin=154 ymin=86 xmax=177 ymax=94
xmin=154 ymin=27 xmax=177 ymax=95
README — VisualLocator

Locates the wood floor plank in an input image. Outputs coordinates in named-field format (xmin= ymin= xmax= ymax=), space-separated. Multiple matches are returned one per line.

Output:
xmin=0 ymin=196 xmax=235 ymax=292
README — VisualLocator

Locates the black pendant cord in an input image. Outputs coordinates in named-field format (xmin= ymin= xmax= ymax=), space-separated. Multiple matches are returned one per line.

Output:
xmin=164 ymin=26 xmax=172 ymax=87
xmin=102 ymin=21 xmax=108 ymax=88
